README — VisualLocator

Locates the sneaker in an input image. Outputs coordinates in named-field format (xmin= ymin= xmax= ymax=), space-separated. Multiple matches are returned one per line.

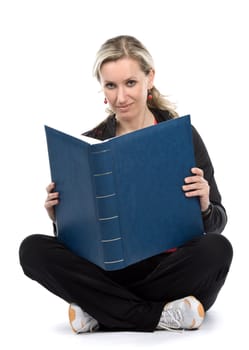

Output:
xmin=69 ymin=303 xmax=99 ymax=334
xmin=157 ymin=296 xmax=205 ymax=331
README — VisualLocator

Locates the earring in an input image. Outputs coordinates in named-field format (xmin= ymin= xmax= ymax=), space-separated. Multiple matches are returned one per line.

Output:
xmin=147 ymin=90 xmax=153 ymax=101
xmin=104 ymin=97 xmax=108 ymax=104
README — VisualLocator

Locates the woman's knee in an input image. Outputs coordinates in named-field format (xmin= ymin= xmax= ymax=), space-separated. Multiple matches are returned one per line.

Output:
xmin=19 ymin=234 xmax=54 ymax=270
xmin=185 ymin=234 xmax=233 ymax=274
xmin=201 ymin=234 xmax=233 ymax=266
xmin=195 ymin=235 xmax=233 ymax=310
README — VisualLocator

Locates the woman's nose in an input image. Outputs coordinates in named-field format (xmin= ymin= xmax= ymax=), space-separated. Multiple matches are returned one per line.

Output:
xmin=116 ymin=87 xmax=127 ymax=104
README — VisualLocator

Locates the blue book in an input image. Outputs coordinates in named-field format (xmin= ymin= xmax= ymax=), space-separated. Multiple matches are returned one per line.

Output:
xmin=45 ymin=115 xmax=204 ymax=271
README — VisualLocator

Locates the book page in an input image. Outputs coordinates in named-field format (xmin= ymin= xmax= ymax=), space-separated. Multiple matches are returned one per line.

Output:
xmin=45 ymin=125 xmax=105 ymax=145
xmin=79 ymin=134 xmax=103 ymax=145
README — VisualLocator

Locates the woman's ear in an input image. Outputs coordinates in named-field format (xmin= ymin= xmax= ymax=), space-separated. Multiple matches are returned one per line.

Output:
xmin=148 ymin=69 xmax=155 ymax=89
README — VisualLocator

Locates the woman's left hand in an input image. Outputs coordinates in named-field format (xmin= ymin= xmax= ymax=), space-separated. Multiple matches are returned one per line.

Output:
xmin=182 ymin=167 xmax=210 ymax=212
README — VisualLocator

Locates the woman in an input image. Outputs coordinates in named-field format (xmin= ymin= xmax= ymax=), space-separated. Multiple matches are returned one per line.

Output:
xmin=19 ymin=35 xmax=233 ymax=333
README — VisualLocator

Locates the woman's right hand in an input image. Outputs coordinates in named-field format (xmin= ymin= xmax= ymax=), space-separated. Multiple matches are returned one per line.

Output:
xmin=44 ymin=182 xmax=59 ymax=222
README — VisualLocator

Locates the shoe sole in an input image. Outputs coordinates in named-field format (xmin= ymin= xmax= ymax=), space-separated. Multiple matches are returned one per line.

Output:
xmin=68 ymin=305 xmax=78 ymax=333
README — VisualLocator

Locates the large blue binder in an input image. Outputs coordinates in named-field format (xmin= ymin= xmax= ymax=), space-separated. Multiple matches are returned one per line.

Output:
xmin=45 ymin=115 xmax=204 ymax=270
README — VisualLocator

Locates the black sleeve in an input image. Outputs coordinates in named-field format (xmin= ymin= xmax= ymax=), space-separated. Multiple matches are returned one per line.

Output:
xmin=192 ymin=126 xmax=227 ymax=234
xmin=53 ymin=222 xmax=58 ymax=237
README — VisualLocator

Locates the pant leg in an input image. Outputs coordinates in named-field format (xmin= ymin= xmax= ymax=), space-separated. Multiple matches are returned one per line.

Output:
xmin=19 ymin=234 xmax=164 ymax=332
xmin=129 ymin=234 xmax=233 ymax=311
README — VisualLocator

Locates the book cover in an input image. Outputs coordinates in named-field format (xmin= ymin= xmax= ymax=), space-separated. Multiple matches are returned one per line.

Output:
xmin=45 ymin=115 xmax=204 ymax=270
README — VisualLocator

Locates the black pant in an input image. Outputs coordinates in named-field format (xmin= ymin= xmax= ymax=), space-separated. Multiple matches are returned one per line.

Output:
xmin=19 ymin=233 xmax=233 ymax=332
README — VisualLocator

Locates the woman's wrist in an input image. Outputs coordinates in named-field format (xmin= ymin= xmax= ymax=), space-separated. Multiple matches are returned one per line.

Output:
xmin=201 ymin=203 xmax=212 ymax=219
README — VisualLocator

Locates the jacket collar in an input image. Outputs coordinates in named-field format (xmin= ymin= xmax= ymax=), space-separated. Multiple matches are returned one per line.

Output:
xmin=84 ymin=108 xmax=173 ymax=141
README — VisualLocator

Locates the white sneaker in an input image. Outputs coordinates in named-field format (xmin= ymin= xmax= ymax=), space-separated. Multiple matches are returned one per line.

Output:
xmin=157 ymin=296 xmax=205 ymax=331
xmin=69 ymin=303 xmax=99 ymax=334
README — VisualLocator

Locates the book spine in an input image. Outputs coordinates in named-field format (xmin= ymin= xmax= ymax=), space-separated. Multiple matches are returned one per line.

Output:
xmin=91 ymin=143 xmax=125 ymax=270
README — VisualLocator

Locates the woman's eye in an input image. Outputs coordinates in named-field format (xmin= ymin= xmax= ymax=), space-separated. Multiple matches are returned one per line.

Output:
xmin=105 ymin=83 xmax=115 ymax=89
xmin=127 ymin=80 xmax=136 ymax=87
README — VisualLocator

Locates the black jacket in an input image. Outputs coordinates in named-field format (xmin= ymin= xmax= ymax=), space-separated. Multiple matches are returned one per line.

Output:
xmin=84 ymin=109 xmax=227 ymax=234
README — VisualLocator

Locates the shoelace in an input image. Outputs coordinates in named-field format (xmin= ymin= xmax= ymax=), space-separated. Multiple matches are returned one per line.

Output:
xmin=76 ymin=319 xmax=99 ymax=333
xmin=158 ymin=308 xmax=184 ymax=332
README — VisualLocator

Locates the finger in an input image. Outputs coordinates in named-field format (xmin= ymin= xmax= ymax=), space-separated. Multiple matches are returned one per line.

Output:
xmin=184 ymin=175 xmax=207 ymax=184
xmin=44 ymin=199 xmax=59 ymax=209
xmin=182 ymin=183 xmax=207 ymax=192
xmin=184 ymin=189 xmax=207 ymax=197
xmin=45 ymin=192 xmax=59 ymax=206
xmin=47 ymin=192 xmax=59 ymax=200
xmin=46 ymin=182 xmax=56 ymax=194
xmin=191 ymin=167 xmax=204 ymax=177
xmin=45 ymin=194 xmax=59 ymax=207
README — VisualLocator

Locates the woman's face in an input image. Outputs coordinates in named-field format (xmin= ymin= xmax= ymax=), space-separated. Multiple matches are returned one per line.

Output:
xmin=99 ymin=57 xmax=154 ymax=120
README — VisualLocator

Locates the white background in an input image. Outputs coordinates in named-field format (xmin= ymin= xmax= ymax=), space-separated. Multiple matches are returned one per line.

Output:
xmin=0 ymin=0 xmax=248 ymax=349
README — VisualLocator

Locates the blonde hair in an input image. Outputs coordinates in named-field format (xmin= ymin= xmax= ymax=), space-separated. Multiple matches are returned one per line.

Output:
xmin=93 ymin=35 xmax=178 ymax=118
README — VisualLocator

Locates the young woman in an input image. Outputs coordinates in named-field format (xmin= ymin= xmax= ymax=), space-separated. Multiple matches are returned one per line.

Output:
xmin=19 ymin=35 xmax=233 ymax=333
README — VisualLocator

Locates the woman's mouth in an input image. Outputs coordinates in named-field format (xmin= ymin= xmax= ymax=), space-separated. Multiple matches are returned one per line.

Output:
xmin=116 ymin=104 xmax=131 ymax=112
